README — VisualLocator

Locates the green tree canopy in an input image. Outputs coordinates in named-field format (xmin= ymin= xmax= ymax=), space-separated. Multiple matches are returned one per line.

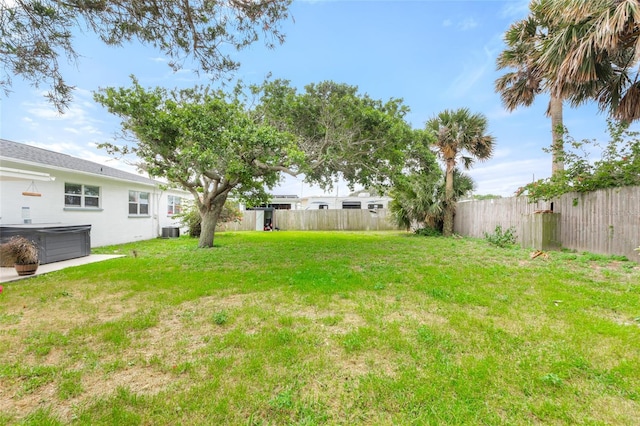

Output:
xmin=389 ymin=131 xmax=441 ymax=230
xmin=389 ymin=129 xmax=475 ymax=233
xmin=95 ymin=78 xmax=414 ymax=247
xmin=1 ymin=0 xmax=291 ymax=112
xmin=253 ymin=79 xmax=413 ymax=192
xmin=94 ymin=78 xmax=297 ymax=247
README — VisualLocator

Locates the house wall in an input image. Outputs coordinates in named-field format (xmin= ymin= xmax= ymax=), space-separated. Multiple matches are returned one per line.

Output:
xmin=300 ymin=195 xmax=391 ymax=210
xmin=157 ymin=188 xmax=191 ymax=231
xmin=0 ymin=160 xmax=191 ymax=247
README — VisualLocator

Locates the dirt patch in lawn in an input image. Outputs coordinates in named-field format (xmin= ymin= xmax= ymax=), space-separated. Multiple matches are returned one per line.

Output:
xmin=1 ymin=292 xmax=259 ymax=422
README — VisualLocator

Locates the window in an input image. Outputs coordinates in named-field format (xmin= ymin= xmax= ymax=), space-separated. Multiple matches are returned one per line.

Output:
xmin=319 ymin=204 xmax=329 ymax=210
xmin=249 ymin=203 xmax=292 ymax=210
xmin=368 ymin=203 xmax=384 ymax=210
xmin=129 ymin=191 xmax=150 ymax=215
xmin=167 ymin=195 xmax=182 ymax=215
xmin=342 ymin=201 xmax=361 ymax=209
xmin=65 ymin=183 xmax=100 ymax=208
xmin=271 ymin=204 xmax=292 ymax=210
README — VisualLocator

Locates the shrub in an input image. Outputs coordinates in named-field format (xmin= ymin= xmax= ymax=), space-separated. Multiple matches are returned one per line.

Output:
xmin=484 ymin=225 xmax=517 ymax=248
xmin=414 ymin=227 xmax=442 ymax=237
xmin=174 ymin=200 xmax=243 ymax=238
xmin=517 ymin=120 xmax=640 ymax=202
xmin=173 ymin=201 xmax=202 ymax=237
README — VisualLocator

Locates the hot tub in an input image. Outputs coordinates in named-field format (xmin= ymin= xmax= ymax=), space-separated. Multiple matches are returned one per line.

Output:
xmin=0 ymin=224 xmax=91 ymax=265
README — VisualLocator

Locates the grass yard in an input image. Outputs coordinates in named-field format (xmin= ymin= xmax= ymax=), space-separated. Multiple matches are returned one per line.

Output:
xmin=1 ymin=231 xmax=639 ymax=425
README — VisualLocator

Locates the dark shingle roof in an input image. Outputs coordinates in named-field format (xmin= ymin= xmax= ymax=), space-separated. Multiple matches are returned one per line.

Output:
xmin=0 ymin=139 xmax=156 ymax=185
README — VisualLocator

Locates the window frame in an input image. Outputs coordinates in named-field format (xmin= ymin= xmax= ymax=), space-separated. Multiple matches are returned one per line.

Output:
xmin=167 ymin=195 xmax=183 ymax=216
xmin=129 ymin=190 xmax=151 ymax=217
xmin=341 ymin=201 xmax=362 ymax=210
xmin=64 ymin=183 xmax=101 ymax=209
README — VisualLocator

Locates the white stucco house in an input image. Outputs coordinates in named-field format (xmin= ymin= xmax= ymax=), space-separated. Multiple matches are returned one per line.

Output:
xmin=241 ymin=193 xmax=392 ymax=231
xmin=300 ymin=193 xmax=391 ymax=210
xmin=0 ymin=139 xmax=192 ymax=248
xmin=244 ymin=193 xmax=392 ymax=212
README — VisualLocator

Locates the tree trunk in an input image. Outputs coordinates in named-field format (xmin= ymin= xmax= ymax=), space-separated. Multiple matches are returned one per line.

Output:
xmin=443 ymin=160 xmax=455 ymax=237
xmin=198 ymin=193 xmax=229 ymax=248
xmin=550 ymin=95 xmax=564 ymax=176
xmin=443 ymin=202 xmax=454 ymax=237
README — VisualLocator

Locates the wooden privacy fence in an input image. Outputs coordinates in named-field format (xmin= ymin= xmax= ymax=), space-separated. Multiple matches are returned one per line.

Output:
xmin=219 ymin=209 xmax=402 ymax=232
xmin=454 ymin=186 xmax=640 ymax=260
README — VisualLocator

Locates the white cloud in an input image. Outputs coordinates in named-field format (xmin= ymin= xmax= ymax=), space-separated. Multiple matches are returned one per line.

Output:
xmin=82 ymin=151 xmax=140 ymax=173
xmin=447 ymin=54 xmax=489 ymax=99
xmin=29 ymin=141 xmax=82 ymax=154
xmin=443 ymin=16 xmax=479 ymax=32
xmin=490 ymin=147 xmax=512 ymax=160
xmin=468 ymin=156 xmax=551 ymax=196
xmin=25 ymin=94 xmax=91 ymax=122
xmin=25 ymin=104 xmax=62 ymax=120
xmin=22 ymin=88 xmax=104 ymax=131
xmin=486 ymin=105 xmax=520 ymax=121
xmin=64 ymin=125 xmax=101 ymax=136
xmin=458 ymin=18 xmax=478 ymax=31
xmin=446 ymin=29 xmax=508 ymax=100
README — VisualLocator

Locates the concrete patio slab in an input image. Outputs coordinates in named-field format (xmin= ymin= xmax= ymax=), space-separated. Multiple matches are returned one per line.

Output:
xmin=1 ymin=254 xmax=124 ymax=283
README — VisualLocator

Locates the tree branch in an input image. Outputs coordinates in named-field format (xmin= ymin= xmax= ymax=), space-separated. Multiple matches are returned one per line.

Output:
xmin=252 ymin=158 xmax=298 ymax=176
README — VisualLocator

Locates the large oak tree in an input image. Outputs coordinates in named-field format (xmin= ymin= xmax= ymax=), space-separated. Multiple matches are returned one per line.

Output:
xmin=95 ymin=78 xmax=414 ymax=247
xmin=95 ymin=79 xmax=295 ymax=247
xmin=254 ymin=80 xmax=413 ymax=192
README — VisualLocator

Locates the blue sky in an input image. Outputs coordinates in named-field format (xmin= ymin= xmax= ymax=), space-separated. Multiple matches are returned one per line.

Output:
xmin=0 ymin=0 xmax=618 ymax=197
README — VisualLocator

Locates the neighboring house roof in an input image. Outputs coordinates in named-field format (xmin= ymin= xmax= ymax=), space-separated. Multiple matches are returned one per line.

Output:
xmin=0 ymin=139 xmax=156 ymax=185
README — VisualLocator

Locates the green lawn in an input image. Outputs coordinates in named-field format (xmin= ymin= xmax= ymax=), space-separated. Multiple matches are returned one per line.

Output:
xmin=1 ymin=231 xmax=639 ymax=425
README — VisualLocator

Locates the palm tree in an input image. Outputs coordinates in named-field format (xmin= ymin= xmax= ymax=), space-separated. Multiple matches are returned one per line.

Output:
xmin=427 ymin=108 xmax=495 ymax=236
xmin=389 ymin=168 xmax=442 ymax=231
xmin=495 ymin=12 xmax=565 ymax=175
xmin=390 ymin=168 xmax=474 ymax=233
xmin=533 ymin=0 xmax=640 ymax=122
xmin=389 ymin=129 xmax=443 ymax=231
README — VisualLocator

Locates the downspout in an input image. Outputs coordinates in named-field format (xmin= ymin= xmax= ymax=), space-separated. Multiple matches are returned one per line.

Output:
xmin=153 ymin=187 xmax=163 ymax=238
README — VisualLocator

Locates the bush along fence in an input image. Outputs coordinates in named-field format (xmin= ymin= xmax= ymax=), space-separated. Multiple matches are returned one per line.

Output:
xmin=218 ymin=209 xmax=402 ymax=232
xmin=454 ymin=186 xmax=640 ymax=260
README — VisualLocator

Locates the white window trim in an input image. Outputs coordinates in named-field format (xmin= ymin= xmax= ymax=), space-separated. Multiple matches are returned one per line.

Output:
xmin=167 ymin=195 xmax=183 ymax=216
xmin=129 ymin=190 xmax=151 ymax=217
xmin=64 ymin=183 xmax=101 ymax=210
